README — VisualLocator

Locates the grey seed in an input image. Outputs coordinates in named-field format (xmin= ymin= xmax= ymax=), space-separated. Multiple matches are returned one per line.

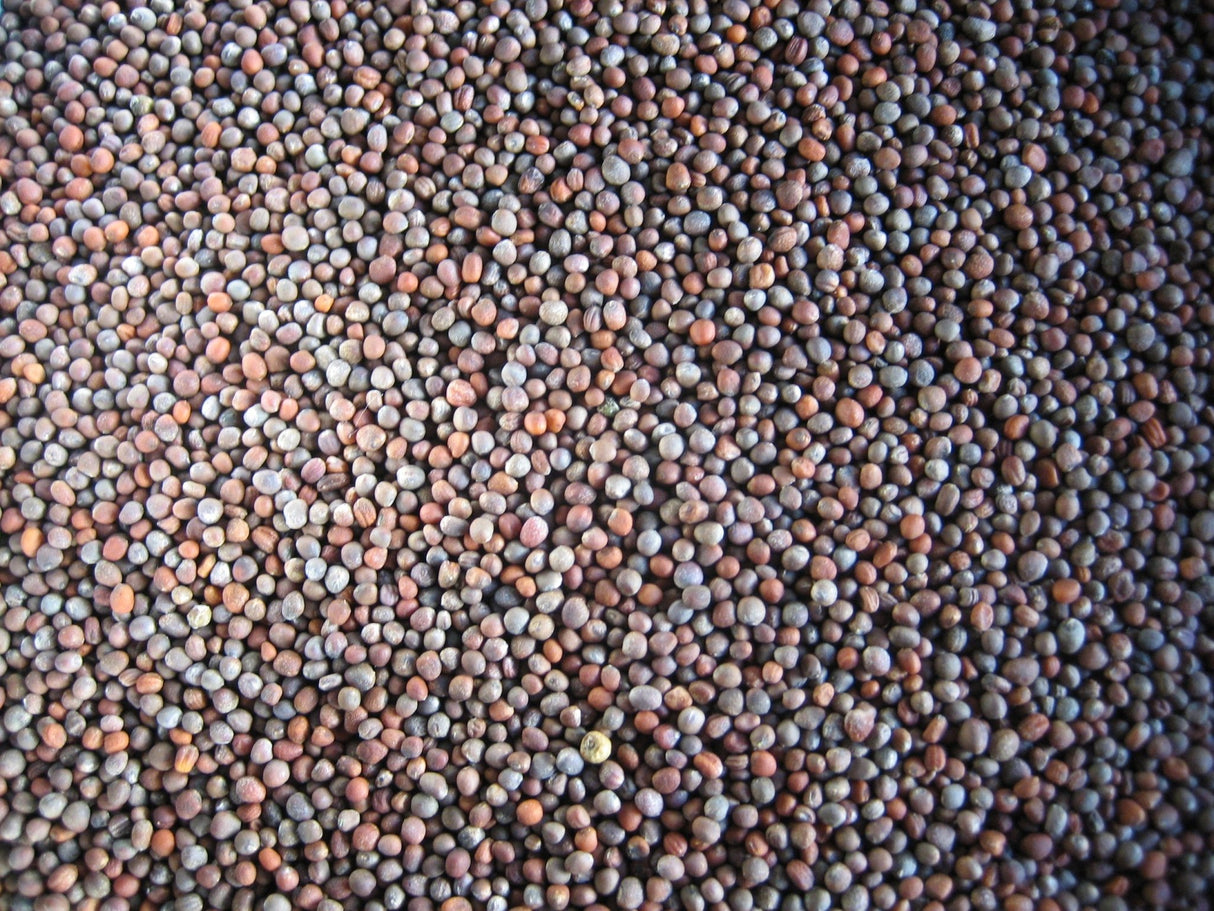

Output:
xmin=282 ymin=225 xmax=310 ymax=251
xmin=1057 ymin=618 xmax=1086 ymax=654
xmin=1017 ymin=551 xmax=1049 ymax=582
xmin=629 ymin=685 xmax=663 ymax=712
xmin=989 ymin=729 xmax=1021 ymax=762
xmin=602 ymin=155 xmax=631 ymax=186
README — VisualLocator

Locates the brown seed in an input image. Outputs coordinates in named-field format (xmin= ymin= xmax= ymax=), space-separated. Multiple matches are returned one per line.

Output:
xmin=769 ymin=226 xmax=798 ymax=252
xmin=836 ymin=399 xmax=864 ymax=428
xmin=954 ymin=357 xmax=983 ymax=384
xmin=446 ymin=380 xmax=477 ymax=407
xmin=1004 ymin=203 xmax=1033 ymax=229
xmin=844 ymin=704 xmax=877 ymax=741
xmin=665 ymin=162 xmax=691 ymax=193
xmin=369 ymin=256 xmax=396 ymax=283
xmin=233 ymin=777 xmax=267 ymax=804
xmin=47 ymin=864 xmax=78 ymax=893
xmin=110 ymin=584 xmax=135 ymax=615
xmin=41 ymin=723 xmax=67 ymax=750
xmin=1051 ymin=578 xmax=1081 ymax=604
xmin=520 ymin=516 xmax=549 ymax=548
xmin=750 ymin=751 xmax=777 ymax=777
xmin=689 ymin=319 xmax=716 ymax=345
xmin=516 ymin=799 xmax=543 ymax=826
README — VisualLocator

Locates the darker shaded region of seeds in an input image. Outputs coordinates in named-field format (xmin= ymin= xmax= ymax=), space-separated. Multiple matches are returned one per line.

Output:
xmin=2 ymin=1 xmax=1214 ymax=911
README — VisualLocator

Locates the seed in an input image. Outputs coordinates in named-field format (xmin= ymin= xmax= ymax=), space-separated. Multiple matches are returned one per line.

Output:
xmin=580 ymin=731 xmax=612 ymax=765
xmin=110 ymin=584 xmax=135 ymax=615
xmin=516 ymin=799 xmax=543 ymax=826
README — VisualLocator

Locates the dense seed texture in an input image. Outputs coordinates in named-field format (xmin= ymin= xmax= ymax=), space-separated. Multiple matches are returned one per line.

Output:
xmin=1 ymin=1 xmax=1213 ymax=911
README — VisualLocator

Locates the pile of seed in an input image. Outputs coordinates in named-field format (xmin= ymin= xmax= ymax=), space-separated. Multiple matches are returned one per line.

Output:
xmin=1 ymin=0 xmax=1212 ymax=909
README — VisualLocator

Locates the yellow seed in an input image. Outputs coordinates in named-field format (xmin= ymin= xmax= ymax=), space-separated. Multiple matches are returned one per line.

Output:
xmin=580 ymin=731 xmax=612 ymax=765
